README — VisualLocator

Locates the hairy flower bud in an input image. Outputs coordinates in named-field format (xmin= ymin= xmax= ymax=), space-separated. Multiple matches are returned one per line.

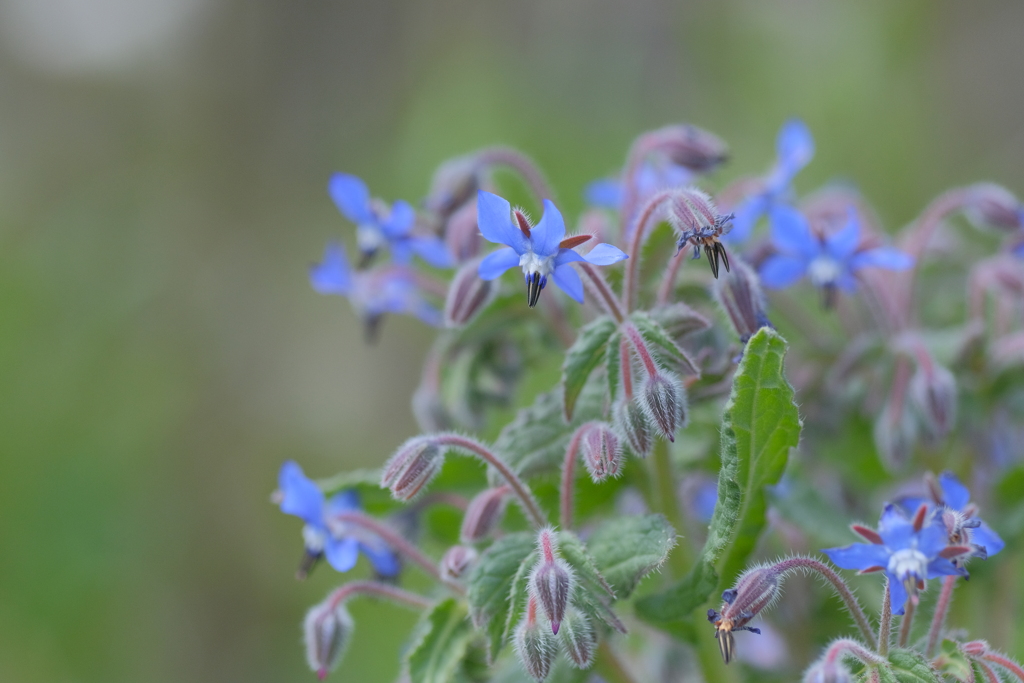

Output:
xmin=873 ymin=402 xmax=918 ymax=470
xmin=304 ymin=601 xmax=354 ymax=680
xmin=580 ymin=422 xmax=623 ymax=482
xmin=444 ymin=200 xmax=484 ymax=262
xmin=909 ymin=362 xmax=957 ymax=439
xmin=713 ymin=259 xmax=772 ymax=342
xmin=708 ymin=565 xmax=780 ymax=663
xmin=514 ymin=597 xmax=556 ymax=681
xmin=961 ymin=640 xmax=990 ymax=657
xmin=460 ymin=486 xmax=510 ymax=543
xmin=638 ymin=372 xmax=687 ymax=442
xmin=444 ymin=258 xmax=498 ymax=327
xmin=559 ymin=609 xmax=596 ymax=669
xmin=649 ymin=124 xmax=729 ymax=173
xmin=530 ymin=529 xmax=575 ymax=635
xmin=381 ymin=438 xmax=444 ymax=501
xmin=613 ymin=398 xmax=653 ymax=457
xmin=424 ymin=153 xmax=481 ymax=222
xmin=965 ymin=183 xmax=1024 ymax=232
xmin=440 ymin=545 xmax=478 ymax=581
xmin=802 ymin=659 xmax=853 ymax=683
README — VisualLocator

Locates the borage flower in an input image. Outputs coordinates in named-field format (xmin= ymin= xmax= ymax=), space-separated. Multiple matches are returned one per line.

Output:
xmin=328 ymin=173 xmax=453 ymax=268
xmin=824 ymin=503 xmax=965 ymax=615
xmin=310 ymin=242 xmax=441 ymax=340
xmin=759 ymin=206 xmax=912 ymax=307
xmin=585 ymin=160 xmax=694 ymax=213
xmin=276 ymin=461 xmax=400 ymax=579
xmin=476 ymin=191 xmax=628 ymax=307
xmin=727 ymin=119 xmax=814 ymax=244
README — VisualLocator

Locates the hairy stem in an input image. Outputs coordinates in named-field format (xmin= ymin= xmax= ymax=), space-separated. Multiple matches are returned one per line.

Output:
xmin=559 ymin=426 xmax=588 ymax=529
xmin=977 ymin=661 xmax=1002 ymax=683
xmin=619 ymin=337 xmax=634 ymax=399
xmin=578 ymin=262 xmax=625 ymax=323
xmin=656 ymin=247 xmax=687 ymax=305
xmin=651 ymin=439 xmax=690 ymax=572
xmin=622 ymin=189 xmax=674 ymax=311
xmin=622 ymin=322 xmax=659 ymax=376
xmin=926 ymin=575 xmax=958 ymax=657
xmin=432 ymin=433 xmax=548 ymax=528
xmin=476 ymin=147 xmax=553 ymax=201
xmin=879 ymin=579 xmax=892 ymax=656
xmin=983 ymin=653 xmax=1024 ymax=682
xmin=824 ymin=638 xmax=887 ymax=667
xmin=324 ymin=579 xmax=433 ymax=612
xmin=898 ymin=594 xmax=916 ymax=648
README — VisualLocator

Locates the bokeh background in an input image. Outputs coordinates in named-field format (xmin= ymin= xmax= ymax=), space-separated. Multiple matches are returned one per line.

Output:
xmin=1 ymin=1 xmax=1023 ymax=681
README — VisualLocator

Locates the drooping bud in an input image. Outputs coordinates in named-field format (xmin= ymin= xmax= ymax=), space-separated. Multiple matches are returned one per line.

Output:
xmin=303 ymin=600 xmax=355 ymax=680
xmin=909 ymin=361 xmax=957 ymax=439
xmin=444 ymin=258 xmax=498 ymax=327
xmin=381 ymin=437 xmax=444 ymax=501
xmin=802 ymin=658 xmax=853 ymax=683
xmin=460 ymin=486 xmax=510 ymax=543
xmin=961 ymin=640 xmax=990 ymax=657
xmin=559 ymin=609 xmax=596 ymax=669
xmin=646 ymin=124 xmax=729 ymax=173
xmin=873 ymin=402 xmax=918 ymax=471
xmin=708 ymin=564 xmax=781 ymax=663
xmin=638 ymin=372 xmax=687 ymax=442
xmin=667 ymin=188 xmax=734 ymax=278
xmin=650 ymin=302 xmax=712 ymax=345
xmin=613 ymin=398 xmax=653 ymax=457
xmin=580 ymin=422 xmax=623 ymax=483
xmin=440 ymin=545 xmax=479 ymax=581
xmin=444 ymin=200 xmax=483 ymax=262
xmin=965 ymin=183 xmax=1024 ymax=232
xmin=529 ymin=529 xmax=575 ymax=635
xmin=713 ymin=259 xmax=773 ymax=342
xmin=424 ymin=153 xmax=481 ymax=223
xmin=514 ymin=596 xmax=557 ymax=681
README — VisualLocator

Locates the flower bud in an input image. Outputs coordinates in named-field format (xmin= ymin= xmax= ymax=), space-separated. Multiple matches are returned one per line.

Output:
xmin=460 ymin=486 xmax=510 ymax=543
xmin=648 ymin=124 xmax=729 ymax=173
xmin=424 ymin=153 xmax=481 ymax=222
xmin=613 ymin=398 xmax=653 ymax=457
xmin=713 ymin=259 xmax=772 ymax=342
xmin=515 ymin=597 xmax=556 ymax=681
xmin=961 ymin=640 xmax=989 ymax=657
xmin=381 ymin=438 xmax=444 ymax=501
xmin=873 ymin=402 xmax=918 ymax=470
xmin=651 ymin=302 xmax=711 ymax=344
xmin=638 ymin=372 xmax=687 ymax=442
xmin=444 ymin=200 xmax=483 ymax=262
xmin=909 ymin=362 xmax=957 ymax=439
xmin=580 ymin=422 xmax=623 ymax=482
xmin=303 ymin=601 xmax=354 ymax=680
xmin=440 ymin=545 xmax=478 ymax=581
xmin=802 ymin=659 xmax=853 ymax=683
xmin=530 ymin=529 xmax=575 ymax=635
xmin=444 ymin=259 xmax=498 ymax=328
xmin=965 ymin=183 xmax=1024 ymax=232
xmin=708 ymin=565 xmax=780 ymax=663
xmin=559 ymin=609 xmax=596 ymax=669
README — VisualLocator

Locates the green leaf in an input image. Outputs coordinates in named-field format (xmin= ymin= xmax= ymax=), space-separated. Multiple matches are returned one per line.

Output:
xmin=635 ymin=328 xmax=801 ymax=631
xmin=650 ymin=302 xmax=711 ymax=341
xmin=502 ymin=549 xmax=537 ymax=648
xmin=466 ymin=532 xmax=535 ymax=660
xmin=406 ymin=599 xmax=475 ymax=683
xmin=934 ymin=640 xmax=975 ymax=683
xmin=630 ymin=310 xmax=700 ymax=376
xmin=587 ymin=514 xmax=676 ymax=598
xmin=557 ymin=531 xmax=625 ymax=633
xmin=562 ymin=316 xmax=616 ymax=420
xmin=887 ymin=649 xmax=943 ymax=683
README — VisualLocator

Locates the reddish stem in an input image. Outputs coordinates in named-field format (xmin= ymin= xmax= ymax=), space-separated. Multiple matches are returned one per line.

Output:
xmin=622 ymin=322 xmax=659 ymax=377
xmin=324 ymin=579 xmax=432 ymax=612
xmin=983 ymin=653 xmax=1024 ymax=682
xmin=578 ymin=262 xmax=625 ymax=323
xmin=977 ymin=661 xmax=1002 ymax=683
xmin=620 ymin=337 xmax=634 ymax=400
xmin=622 ymin=189 xmax=675 ymax=312
xmin=879 ymin=578 xmax=892 ymax=656
xmin=657 ymin=248 xmax=688 ymax=305
xmin=823 ymin=638 xmax=886 ymax=667
xmin=926 ymin=575 xmax=958 ymax=657
xmin=898 ymin=594 xmax=916 ymax=648
xmin=476 ymin=147 xmax=553 ymax=201
xmin=559 ymin=426 xmax=588 ymax=529
xmin=770 ymin=557 xmax=876 ymax=648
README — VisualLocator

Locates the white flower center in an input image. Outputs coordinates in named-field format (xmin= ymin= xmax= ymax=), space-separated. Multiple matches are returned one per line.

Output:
xmin=357 ymin=224 xmax=386 ymax=253
xmin=807 ymin=256 xmax=842 ymax=287
xmin=887 ymin=548 xmax=928 ymax=582
xmin=519 ymin=250 xmax=555 ymax=278
xmin=302 ymin=525 xmax=327 ymax=553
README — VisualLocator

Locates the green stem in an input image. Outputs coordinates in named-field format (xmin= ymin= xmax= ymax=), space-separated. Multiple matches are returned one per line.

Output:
xmin=651 ymin=439 xmax=691 ymax=572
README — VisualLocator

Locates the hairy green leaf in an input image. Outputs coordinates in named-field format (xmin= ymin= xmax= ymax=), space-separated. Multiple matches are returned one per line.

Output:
xmin=886 ymin=650 xmax=944 ymax=683
xmin=562 ymin=316 xmax=617 ymax=420
xmin=630 ymin=310 xmax=700 ymax=376
xmin=635 ymin=328 xmax=801 ymax=632
xmin=558 ymin=531 xmax=625 ymax=633
xmin=406 ymin=599 xmax=475 ymax=683
xmin=466 ymin=532 xmax=535 ymax=660
xmin=587 ymin=514 xmax=676 ymax=598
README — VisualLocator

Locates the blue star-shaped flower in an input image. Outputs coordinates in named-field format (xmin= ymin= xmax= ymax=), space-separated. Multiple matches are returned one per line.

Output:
xmin=475 ymin=191 xmax=628 ymax=307
xmin=277 ymin=461 xmax=400 ymax=578
xmin=823 ymin=504 xmax=963 ymax=615
xmin=902 ymin=472 xmax=1005 ymax=562
xmin=309 ymin=242 xmax=442 ymax=335
xmin=759 ymin=206 xmax=912 ymax=303
xmin=726 ymin=119 xmax=814 ymax=244
xmin=328 ymin=173 xmax=453 ymax=268
xmin=585 ymin=160 xmax=694 ymax=216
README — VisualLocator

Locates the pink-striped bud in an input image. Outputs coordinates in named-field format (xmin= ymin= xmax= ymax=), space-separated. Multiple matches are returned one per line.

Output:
xmin=460 ymin=486 xmax=510 ymax=543
xmin=713 ymin=259 xmax=772 ymax=342
xmin=708 ymin=565 xmax=780 ymax=664
xmin=613 ymin=398 xmax=653 ymax=457
xmin=303 ymin=601 xmax=354 ymax=680
xmin=638 ymin=372 xmax=687 ymax=442
xmin=514 ymin=596 xmax=556 ymax=681
xmin=440 ymin=545 xmax=478 ymax=581
xmin=424 ymin=153 xmax=481 ymax=223
xmin=559 ymin=609 xmax=596 ymax=669
xmin=802 ymin=659 xmax=853 ymax=683
xmin=444 ymin=258 xmax=498 ymax=327
xmin=381 ymin=437 xmax=444 ymax=501
xmin=580 ymin=422 xmax=623 ymax=483
xmin=444 ymin=200 xmax=483 ymax=262
xmin=961 ymin=640 xmax=989 ymax=657
xmin=965 ymin=183 xmax=1023 ymax=232
xmin=648 ymin=124 xmax=729 ymax=173
xmin=529 ymin=529 xmax=575 ymax=635
xmin=909 ymin=362 xmax=957 ymax=439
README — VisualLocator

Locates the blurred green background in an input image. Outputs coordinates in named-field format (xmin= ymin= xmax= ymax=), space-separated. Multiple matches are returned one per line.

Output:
xmin=1 ymin=1 xmax=1023 ymax=681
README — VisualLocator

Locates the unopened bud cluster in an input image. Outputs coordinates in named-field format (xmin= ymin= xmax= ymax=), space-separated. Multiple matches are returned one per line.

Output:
xmin=303 ymin=601 xmax=354 ymax=680
xmin=580 ymin=422 xmax=623 ymax=482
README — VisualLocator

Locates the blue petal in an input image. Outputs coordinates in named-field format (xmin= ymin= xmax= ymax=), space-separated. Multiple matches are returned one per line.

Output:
xmin=724 ymin=194 xmax=768 ymax=245
xmin=389 ymin=240 xmax=414 ymax=265
xmin=850 ymin=248 xmax=913 ymax=272
xmin=889 ymin=574 xmax=909 ymax=616
xmin=917 ymin=524 xmax=949 ymax=558
xmin=552 ymin=263 xmax=585 ymax=303
xmin=410 ymin=236 xmax=454 ymax=268
xmin=694 ymin=481 xmax=718 ymax=523
xmin=530 ymin=199 xmax=567 ymax=258
xmin=553 ymin=249 xmax=585 ymax=268
xmin=381 ymin=200 xmax=415 ymax=238
xmin=776 ymin=119 xmax=814 ymax=177
xmin=835 ymin=272 xmax=858 ymax=293
xmin=585 ymin=178 xmax=622 ymax=209
xmin=278 ymin=461 xmax=325 ymax=526
xmin=826 ymin=210 xmax=861 ymax=261
xmin=971 ymin=522 xmax=1005 ymax=556
xmin=938 ymin=472 xmax=971 ymax=511
xmin=759 ymin=254 xmax=808 ymax=289
xmin=770 ymin=205 xmax=819 ymax=258
xmin=822 ymin=543 xmax=890 ymax=571
xmin=583 ymin=243 xmax=629 ymax=266
xmin=309 ymin=242 xmax=353 ymax=295
xmin=478 ymin=247 xmax=521 ymax=281
xmin=326 ymin=490 xmax=361 ymax=516
xmin=324 ymin=536 xmax=359 ymax=573
xmin=477 ymin=191 xmax=527 ymax=254
xmin=878 ymin=503 xmax=909 ymax=531
xmin=360 ymin=541 xmax=401 ymax=577
xmin=927 ymin=557 xmax=965 ymax=579
xmin=328 ymin=173 xmax=374 ymax=224
xmin=412 ymin=301 xmax=443 ymax=327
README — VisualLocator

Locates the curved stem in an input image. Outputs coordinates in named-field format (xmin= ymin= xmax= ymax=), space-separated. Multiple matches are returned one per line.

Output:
xmin=977 ymin=661 xmax=1002 ymax=683
xmin=926 ymin=575 xmax=958 ymax=657
xmin=879 ymin=579 xmax=892 ymax=656
xmin=619 ymin=337 xmax=634 ymax=400
xmin=578 ymin=263 xmax=625 ymax=323
xmin=323 ymin=579 xmax=433 ymax=612
xmin=622 ymin=322 xmax=659 ymax=377
xmin=824 ymin=638 xmax=887 ymax=667
xmin=432 ymin=433 xmax=548 ymax=528
xmin=657 ymin=248 xmax=687 ymax=305
xmin=476 ymin=147 xmax=553 ymax=202
xmin=622 ymin=189 xmax=675 ymax=312
xmin=559 ymin=427 xmax=588 ymax=529
xmin=983 ymin=653 xmax=1024 ymax=682
xmin=898 ymin=597 xmax=916 ymax=648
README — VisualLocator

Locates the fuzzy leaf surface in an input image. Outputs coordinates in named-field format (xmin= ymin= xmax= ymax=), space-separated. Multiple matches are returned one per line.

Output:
xmin=562 ymin=315 xmax=616 ymax=420
xmin=630 ymin=310 xmax=700 ymax=376
xmin=587 ymin=514 xmax=676 ymax=598
xmin=406 ymin=598 xmax=475 ymax=683
xmin=466 ymin=532 xmax=535 ymax=660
